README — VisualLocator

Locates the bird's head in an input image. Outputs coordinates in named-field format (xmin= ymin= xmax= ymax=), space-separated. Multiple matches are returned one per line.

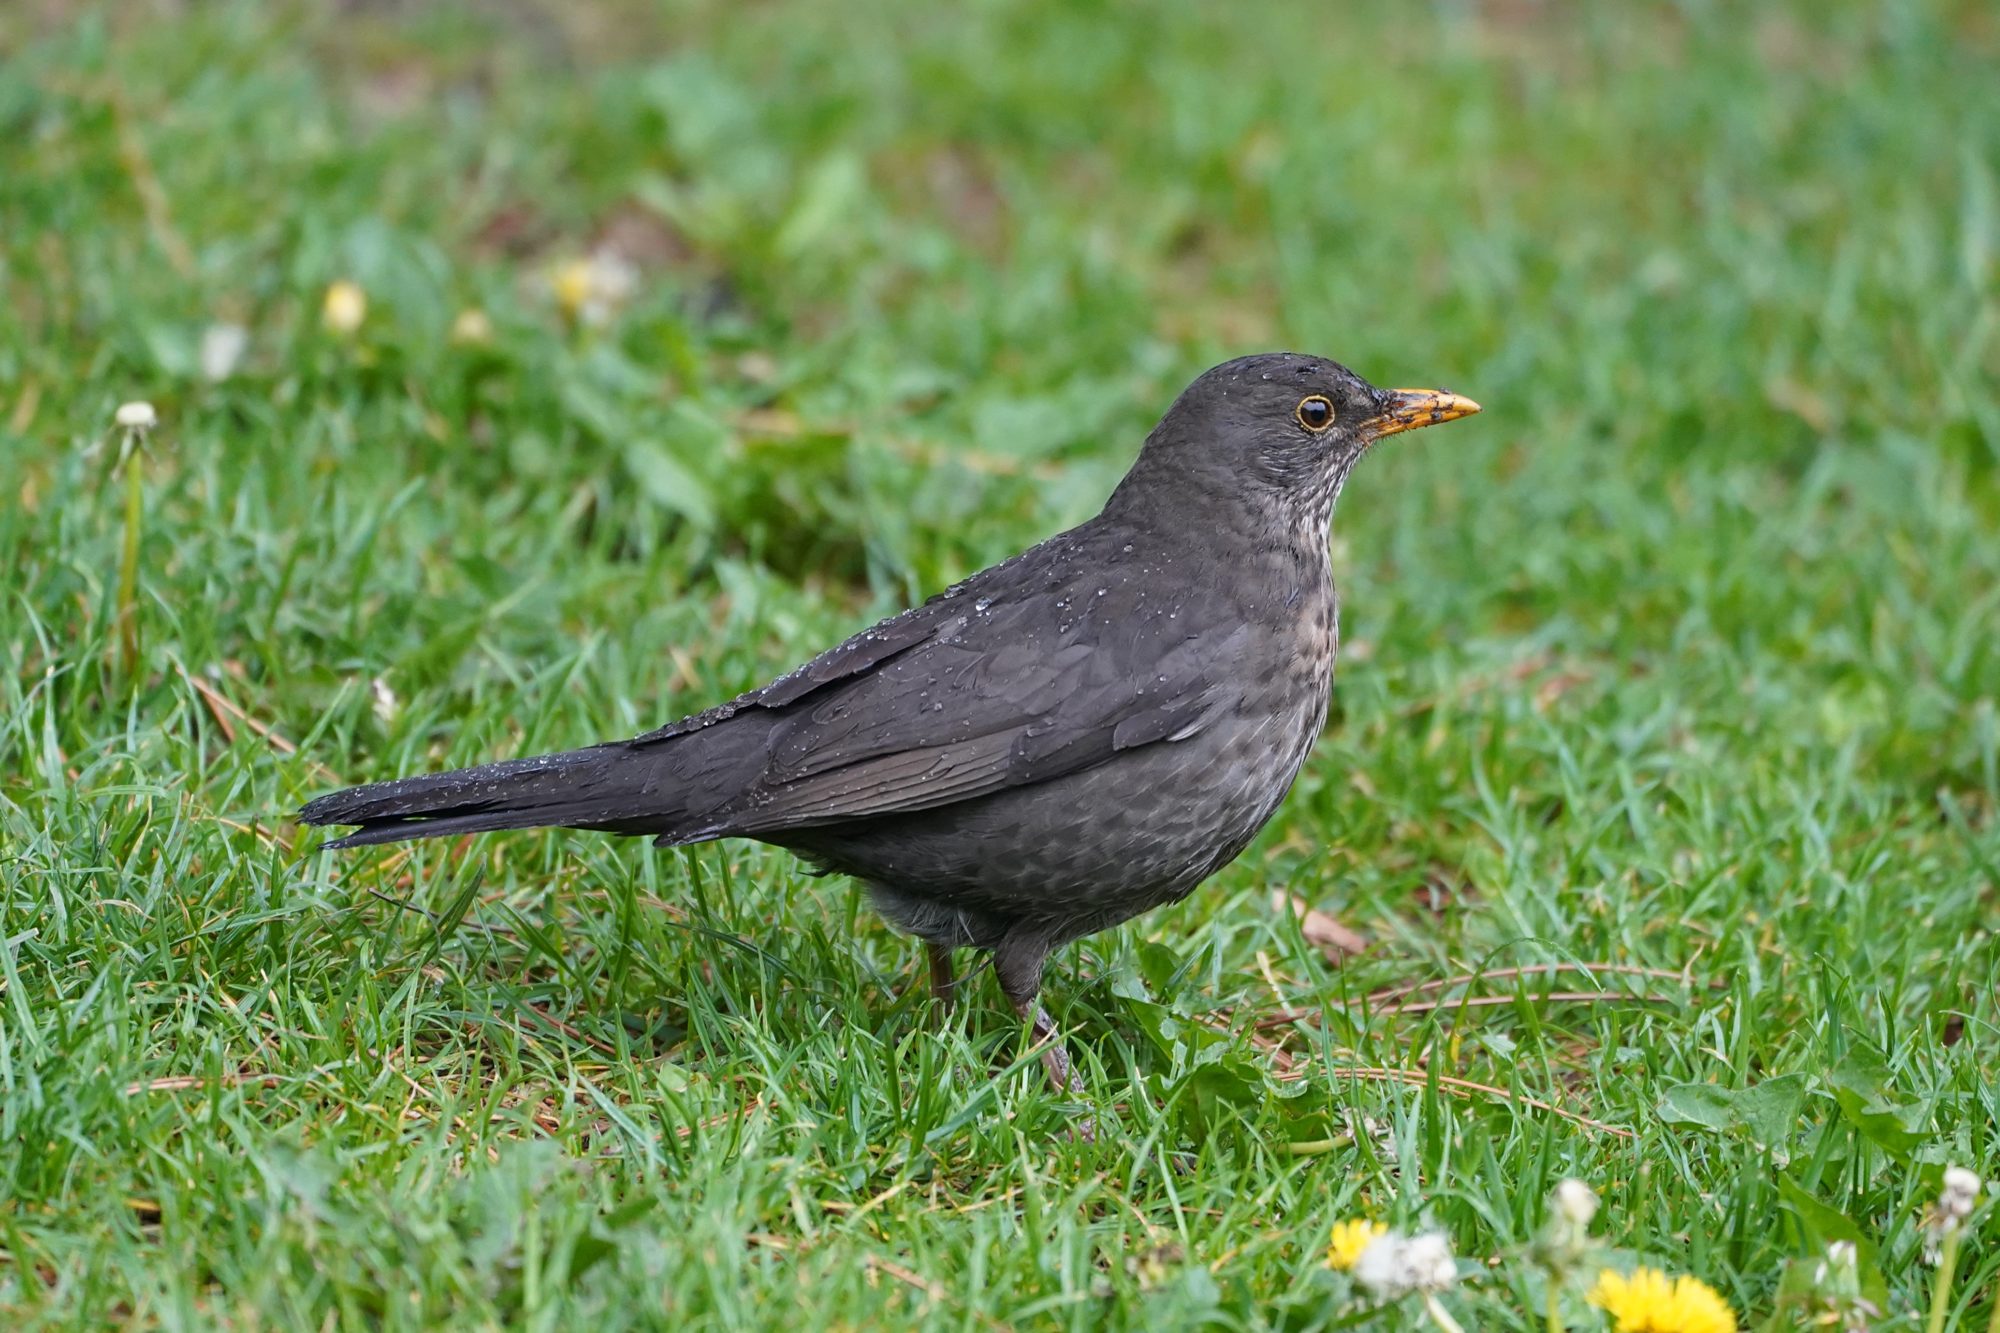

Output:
xmin=1109 ymin=352 xmax=1480 ymax=529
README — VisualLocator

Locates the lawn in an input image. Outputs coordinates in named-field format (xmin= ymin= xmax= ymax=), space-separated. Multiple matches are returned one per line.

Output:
xmin=3 ymin=0 xmax=1998 ymax=1327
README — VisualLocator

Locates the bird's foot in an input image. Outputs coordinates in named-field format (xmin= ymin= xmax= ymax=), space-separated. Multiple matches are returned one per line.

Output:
xmin=1037 ymin=1035 xmax=1097 ymax=1142
xmin=1037 ymin=1037 xmax=1077 ymax=1094
xmin=1013 ymin=998 xmax=1097 ymax=1139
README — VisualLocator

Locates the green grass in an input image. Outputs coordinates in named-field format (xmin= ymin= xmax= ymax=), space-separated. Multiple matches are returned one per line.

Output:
xmin=3 ymin=0 xmax=1999 ymax=1327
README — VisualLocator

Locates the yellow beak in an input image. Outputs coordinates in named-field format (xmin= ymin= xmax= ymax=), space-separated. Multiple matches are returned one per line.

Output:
xmin=1361 ymin=388 xmax=1482 ymax=441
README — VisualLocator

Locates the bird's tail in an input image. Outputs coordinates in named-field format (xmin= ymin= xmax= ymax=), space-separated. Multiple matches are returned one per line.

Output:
xmin=298 ymin=743 xmax=671 ymax=849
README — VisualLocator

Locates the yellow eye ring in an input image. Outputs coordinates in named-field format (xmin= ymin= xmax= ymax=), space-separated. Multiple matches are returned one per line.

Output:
xmin=1296 ymin=395 xmax=1335 ymax=432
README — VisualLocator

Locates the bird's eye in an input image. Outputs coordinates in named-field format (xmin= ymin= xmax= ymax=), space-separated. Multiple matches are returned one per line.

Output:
xmin=1296 ymin=395 xmax=1335 ymax=433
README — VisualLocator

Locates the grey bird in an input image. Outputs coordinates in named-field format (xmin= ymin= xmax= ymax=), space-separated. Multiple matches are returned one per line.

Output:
xmin=299 ymin=353 xmax=1479 ymax=1105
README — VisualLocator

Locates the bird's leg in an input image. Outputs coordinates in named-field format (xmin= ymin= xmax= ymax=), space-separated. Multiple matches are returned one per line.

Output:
xmin=992 ymin=929 xmax=1088 ymax=1103
xmin=926 ymin=942 xmax=957 ymax=1011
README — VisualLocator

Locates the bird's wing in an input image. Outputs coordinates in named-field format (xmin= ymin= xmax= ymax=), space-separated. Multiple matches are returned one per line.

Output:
xmin=716 ymin=616 xmax=1248 ymax=832
xmin=681 ymin=570 xmax=1249 ymax=837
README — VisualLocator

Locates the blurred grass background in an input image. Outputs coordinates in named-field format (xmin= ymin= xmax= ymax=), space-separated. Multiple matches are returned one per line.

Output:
xmin=2 ymin=0 xmax=1998 ymax=1327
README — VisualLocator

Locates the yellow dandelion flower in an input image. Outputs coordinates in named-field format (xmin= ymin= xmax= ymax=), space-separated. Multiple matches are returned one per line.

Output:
xmin=550 ymin=259 xmax=594 ymax=321
xmin=1327 ymin=1218 xmax=1388 ymax=1272
xmin=1588 ymin=1267 xmax=1736 ymax=1333
xmin=322 ymin=280 xmax=367 ymax=335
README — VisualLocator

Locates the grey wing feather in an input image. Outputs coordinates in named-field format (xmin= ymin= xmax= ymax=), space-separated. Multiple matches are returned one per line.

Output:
xmin=710 ymin=594 xmax=1247 ymax=836
xmin=725 ymin=732 xmax=1019 ymax=826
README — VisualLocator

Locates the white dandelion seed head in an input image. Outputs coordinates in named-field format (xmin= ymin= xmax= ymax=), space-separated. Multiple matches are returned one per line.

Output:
xmin=1942 ymin=1167 xmax=1981 ymax=1218
xmin=1402 ymin=1232 xmax=1457 ymax=1291
xmin=1554 ymin=1178 xmax=1599 ymax=1228
xmin=1351 ymin=1231 xmax=1410 ymax=1299
xmin=1350 ymin=1229 xmax=1455 ymax=1299
xmin=1924 ymin=1165 xmax=1983 ymax=1255
xmin=115 ymin=400 xmax=158 ymax=431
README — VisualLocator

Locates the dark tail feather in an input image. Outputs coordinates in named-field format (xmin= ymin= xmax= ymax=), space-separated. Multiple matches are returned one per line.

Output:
xmin=299 ymin=744 xmax=672 ymax=849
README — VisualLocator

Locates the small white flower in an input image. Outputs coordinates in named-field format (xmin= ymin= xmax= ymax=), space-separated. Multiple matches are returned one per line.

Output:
xmin=115 ymin=400 xmax=158 ymax=431
xmin=370 ymin=677 xmax=400 ymax=725
xmin=1343 ymin=1110 xmax=1398 ymax=1162
xmin=1554 ymin=1178 xmax=1599 ymax=1228
xmin=1814 ymin=1239 xmax=1858 ymax=1286
xmin=551 ymin=250 xmax=639 ymax=328
xmin=1924 ymin=1166 xmax=1984 ymax=1264
xmin=200 ymin=323 xmax=249 ymax=381
xmin=1941 ymin=1166 xmax=1981 ymax=1222
xmin=449 ymin=308 xmax=493 ymax=345
xmin=587 ymin=251 xmax=637 ymax=303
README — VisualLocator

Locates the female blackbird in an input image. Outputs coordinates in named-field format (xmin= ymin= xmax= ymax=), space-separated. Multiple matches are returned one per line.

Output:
xmin=301 ymin=353 xmax=1479 ymax=1104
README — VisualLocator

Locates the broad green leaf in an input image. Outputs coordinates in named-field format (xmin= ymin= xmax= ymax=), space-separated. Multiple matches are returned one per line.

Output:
xmin=1733 ymin=1073 xmax=1810 ymax=1150
xmin=1658 ymin=1083 xmax=1737 ymax=1133
xmin=1657 ymin=1074 xmax=1807 ymax=1149
xmin=1826 ymin=1052 xmax=1926 ymax=1155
